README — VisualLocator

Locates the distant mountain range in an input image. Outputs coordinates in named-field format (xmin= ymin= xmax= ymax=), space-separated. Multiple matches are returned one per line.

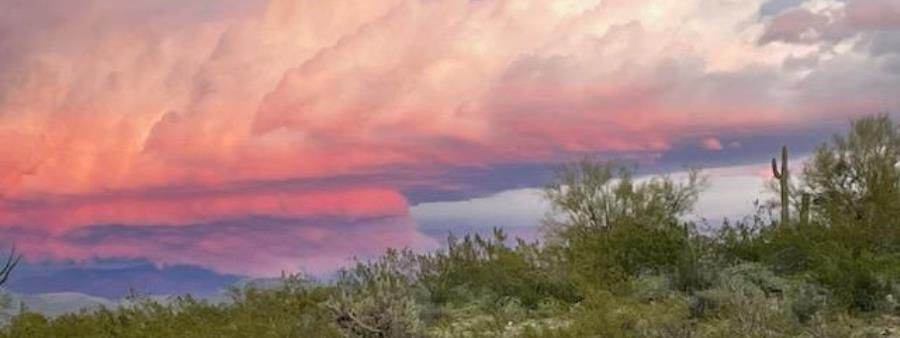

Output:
xmin=5 ymin=262 xmax=244 ymax=299
xmin=0 ymin=292 xmax=117 ymax=320
xmin=0 ymin=276 xmax=290 ymax=320
xmin=0 ymin=259 xmax=339 ymax=318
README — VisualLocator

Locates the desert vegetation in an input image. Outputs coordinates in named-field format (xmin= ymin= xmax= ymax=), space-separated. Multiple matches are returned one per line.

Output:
xmin=4 ymin=115 xmax=900 ymax=337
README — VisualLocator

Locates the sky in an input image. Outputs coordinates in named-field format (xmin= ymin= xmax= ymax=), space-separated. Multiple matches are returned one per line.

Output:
xmin=1 ymin=0 xmax=899 ymax=299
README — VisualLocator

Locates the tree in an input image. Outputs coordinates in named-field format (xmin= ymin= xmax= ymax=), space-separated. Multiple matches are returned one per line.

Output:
xmin=327 ymin=249 xmax=424 ymax=338
xmin=542 ymin=161 xmax=706 ymax=238
xmin=796 ymin=114 xmax=900 ymax=310
xmin=541 ymin=160 xmax=708 ymax=285
xmin=802 ymin=114 xmax=900 ymax=247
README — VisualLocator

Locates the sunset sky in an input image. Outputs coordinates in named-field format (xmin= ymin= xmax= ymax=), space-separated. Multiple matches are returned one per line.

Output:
xmin=1 ymin=0 xmax=899 ymax=298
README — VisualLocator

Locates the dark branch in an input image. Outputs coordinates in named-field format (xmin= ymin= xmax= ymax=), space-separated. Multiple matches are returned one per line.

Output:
xmin=0 ymin=246 xmax=21 ymax=286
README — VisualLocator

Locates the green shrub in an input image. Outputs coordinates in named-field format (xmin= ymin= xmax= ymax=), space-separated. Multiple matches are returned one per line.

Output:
xmin=692 ymin=266 xmax=801 ymax=338
xmin=327 ymin=249 xmax=424 ymax=338
xmin=417 ymin=229 xmax=580 ymax=311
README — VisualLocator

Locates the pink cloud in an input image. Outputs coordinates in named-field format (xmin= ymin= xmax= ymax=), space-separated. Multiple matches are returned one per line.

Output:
xmin=760 ymin=8 xmax=832 ymax=44
xmin=761 ymin=0 xmax=900 ymax=46
xmin=5 ymin=215 xmax=436 ymax=276
xmin=846 ymin=0 xmax=900 ymax=30
xmin=0 ymin=0 xmax=897 ymax=275
xmin=0 ymin=187 xmax=409 ymax=232
xmin=702 ymin=137 xmax=724 ymax=151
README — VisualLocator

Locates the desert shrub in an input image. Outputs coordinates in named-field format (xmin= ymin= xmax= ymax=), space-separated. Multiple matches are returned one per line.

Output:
xmin=806 ymin=245 xmax=888 ymax=312
xmin=720 ymin=207 xmax=897 ymax=313
xmin=219 ymin=275 xmax=339 ymax=337
xmin=689 ymin=263 xmax=785 ymax=319
xmin=628 ymin=275 xmax=674 ymax=304
xmin=788 ymin=282 xmax=831 ymax=324
xmin=671 ymin=229 xmax=723 ymax=293
xmin=691 ymin=264 xmax=801 ymax=338
xmin=520 ymin=288 xmax=692 ymax=338
xmin=417 ymin=229 xmax=580 ymax=312
xmin=327 ymin=248 xmax=424 ymax=338
xmin=425 ymin=294 xmax=561 ymax=338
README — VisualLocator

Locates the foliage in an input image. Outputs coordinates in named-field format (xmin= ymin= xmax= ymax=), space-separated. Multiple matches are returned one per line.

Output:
xmin=327 ymin=248 xmax=424 ymax=338
xmin=417 ymin=228 xmax=580 ymax=311
xmin=804 ymin=114 xmax=900 ymax=227
xmin=542 ymin=161 xmax=706 ymax=237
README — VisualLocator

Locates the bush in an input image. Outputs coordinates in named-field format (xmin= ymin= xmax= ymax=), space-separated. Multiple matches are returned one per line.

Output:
xmin=417 ymin=229 xmax=580 ymax=311
xmin=327 ymin=249 xmax=425 ymax=338
xmin=691 ymin=265 xmax=801 ymax=338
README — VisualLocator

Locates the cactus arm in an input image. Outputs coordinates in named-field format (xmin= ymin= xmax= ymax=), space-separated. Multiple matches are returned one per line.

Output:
xmin=772 ymin=158 xmax=782 ymax=178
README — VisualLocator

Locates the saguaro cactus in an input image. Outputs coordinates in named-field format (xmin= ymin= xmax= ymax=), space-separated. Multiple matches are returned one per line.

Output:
xmin=772 ymin=146 xmax=790 ymax=225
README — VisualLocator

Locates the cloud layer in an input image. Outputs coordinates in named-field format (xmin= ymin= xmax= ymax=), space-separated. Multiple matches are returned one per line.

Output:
xmin=1 ymin=0 xmax=898 ymax=276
